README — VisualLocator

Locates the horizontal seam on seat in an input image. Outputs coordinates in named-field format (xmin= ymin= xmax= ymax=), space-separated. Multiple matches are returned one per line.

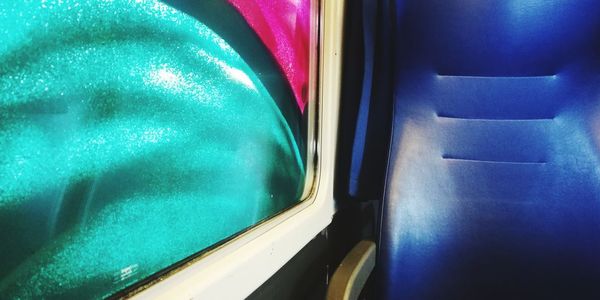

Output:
xmin=441 ymin=156 xmax=547 ymax=165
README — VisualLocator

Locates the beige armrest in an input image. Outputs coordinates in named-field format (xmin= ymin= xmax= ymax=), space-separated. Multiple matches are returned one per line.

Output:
xmin=326 ymin=240 xmax=377 ymax=300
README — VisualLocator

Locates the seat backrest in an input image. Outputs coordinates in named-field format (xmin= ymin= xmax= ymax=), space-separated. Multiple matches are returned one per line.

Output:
xmin=379 ymin=1 xmax=600 ymax=299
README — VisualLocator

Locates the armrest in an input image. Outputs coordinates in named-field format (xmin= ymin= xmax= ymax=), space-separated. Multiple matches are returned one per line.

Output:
xmin=326 ymin=240 xmax=376 ymax=300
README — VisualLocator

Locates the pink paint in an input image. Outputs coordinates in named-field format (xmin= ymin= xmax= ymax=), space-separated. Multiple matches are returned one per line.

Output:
xmin=228 ymin=0 xmax=311 ymax=112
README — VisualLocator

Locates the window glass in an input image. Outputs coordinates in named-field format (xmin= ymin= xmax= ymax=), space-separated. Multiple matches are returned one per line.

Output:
xmin=0 ymin=0 xmax=315 ymax=298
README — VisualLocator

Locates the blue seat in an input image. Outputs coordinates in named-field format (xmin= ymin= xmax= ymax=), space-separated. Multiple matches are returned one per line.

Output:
xmin=379 ymin=1 xmax=600 ymax=299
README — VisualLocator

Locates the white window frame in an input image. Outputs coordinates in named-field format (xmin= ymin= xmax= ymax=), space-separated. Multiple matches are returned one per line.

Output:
xmin=131 ymin=0 xmax=345 ymax=298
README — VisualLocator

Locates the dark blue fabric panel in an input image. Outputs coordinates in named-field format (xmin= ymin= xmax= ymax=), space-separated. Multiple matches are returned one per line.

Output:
xmin=336 ymin=0 xmax=395 ymax=201
xmin=379 ymin=1 xmax=600 ymax=299
xmin=349 ymin=0 xmax=378 ymax=196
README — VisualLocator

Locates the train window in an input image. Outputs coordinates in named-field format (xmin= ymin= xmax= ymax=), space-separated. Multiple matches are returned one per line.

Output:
xmin=0 ymin=0 xmax=318 ymax=298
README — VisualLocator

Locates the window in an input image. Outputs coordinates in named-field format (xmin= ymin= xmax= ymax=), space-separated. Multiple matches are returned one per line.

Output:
xmin=0 ymin=0 xmax=318 ymax=298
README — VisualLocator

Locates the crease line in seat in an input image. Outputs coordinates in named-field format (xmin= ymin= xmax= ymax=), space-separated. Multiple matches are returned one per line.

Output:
xmin=436 ymin=113 xmax=555 ymax=121
xmin=441 ymin=156 xmax=547 ymax=165
xmin=435 ymin=73 xmax=559 ymax=79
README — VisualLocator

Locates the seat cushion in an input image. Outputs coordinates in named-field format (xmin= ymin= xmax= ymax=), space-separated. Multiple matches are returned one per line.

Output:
xmin=379 ymin=1 xmax=600 ymax=299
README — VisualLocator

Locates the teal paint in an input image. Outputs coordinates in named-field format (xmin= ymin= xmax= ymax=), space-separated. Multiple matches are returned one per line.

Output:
xmin=0 ymin=0 xmax=305 ymax=298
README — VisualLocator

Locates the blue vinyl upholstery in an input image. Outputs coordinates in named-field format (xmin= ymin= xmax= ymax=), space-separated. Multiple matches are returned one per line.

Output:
xmin=379 ymin=1 xmax=600 ymax=299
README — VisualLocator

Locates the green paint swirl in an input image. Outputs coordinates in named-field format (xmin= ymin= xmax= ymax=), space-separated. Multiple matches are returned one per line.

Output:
xmin=0 ymin=0 xmax=304 ymax=298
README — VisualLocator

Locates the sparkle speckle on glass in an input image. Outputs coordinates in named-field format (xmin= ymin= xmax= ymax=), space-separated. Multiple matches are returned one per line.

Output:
xmin=0 ymin=0 xmax=306 ymax=299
